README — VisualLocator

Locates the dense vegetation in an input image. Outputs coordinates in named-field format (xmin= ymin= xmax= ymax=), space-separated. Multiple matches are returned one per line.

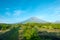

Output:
xmin=19 ymin=23 xmax=60 ymax=40
xmin=21 ymin=23 xmax=60 ymax=29
xmin=0 ymin=23 xmax=60 ymax=40
xmin=0 ymin=24 xmax=11 ymax=30
xmin=0 ymin=26 xmax=19 ymax=40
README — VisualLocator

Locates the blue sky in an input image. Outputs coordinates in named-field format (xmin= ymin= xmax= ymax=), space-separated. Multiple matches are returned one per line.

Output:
xmin=0 ymin=0 xmax=60 ymax=23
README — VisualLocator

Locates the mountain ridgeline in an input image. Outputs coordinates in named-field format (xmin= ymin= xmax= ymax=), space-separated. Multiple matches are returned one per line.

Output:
xmin=21 ymin=17 xmax=47 ymax=24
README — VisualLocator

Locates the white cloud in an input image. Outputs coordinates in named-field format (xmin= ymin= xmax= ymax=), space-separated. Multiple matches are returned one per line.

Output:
xmin=5 ymin=10 xmax=26 ymax=17
xmin=5 ymin=12 xmax=11 ymax=16
xmin=13 ymin=10 xmax=25 ymax=16
xmin=51 ymin=7 xmax=60 ymax=17
xmin=5 ymin=8 xmax=10 ymax=10
xmin=14 ymin=10 xmax=21 ymax=15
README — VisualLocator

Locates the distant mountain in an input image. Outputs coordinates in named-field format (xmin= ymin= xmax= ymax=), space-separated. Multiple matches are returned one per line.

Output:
xmin=21 ymin=17 xmax=47 ymax=24
xmin=54 ymin=21 xmax=60 ymax=23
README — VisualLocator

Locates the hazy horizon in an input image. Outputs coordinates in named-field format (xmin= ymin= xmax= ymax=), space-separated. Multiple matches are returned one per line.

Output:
xmin=0 ymin=0 xmax=60 ymax=23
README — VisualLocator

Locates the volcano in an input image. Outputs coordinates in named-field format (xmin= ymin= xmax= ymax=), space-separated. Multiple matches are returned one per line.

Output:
xmin=21 ymin=17 xmax=47 ymax=23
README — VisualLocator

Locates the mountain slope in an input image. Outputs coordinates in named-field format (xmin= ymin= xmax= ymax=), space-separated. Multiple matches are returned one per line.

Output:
xmin=21 ymin=17 xmax=47 ymax=23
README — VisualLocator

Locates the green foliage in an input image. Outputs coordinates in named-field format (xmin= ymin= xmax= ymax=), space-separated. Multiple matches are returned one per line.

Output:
xmin=20 ymin=23 xmax=60 ymax=40
xmin=0 ymin=23 xmax=60 ymax=40
xmin=23 ymin=26 xmax=41 ymax=40
xmin=0 ymin=24 xmax=10 ymax=30
xmin=0 ymin=26 xmax=19 ymax=40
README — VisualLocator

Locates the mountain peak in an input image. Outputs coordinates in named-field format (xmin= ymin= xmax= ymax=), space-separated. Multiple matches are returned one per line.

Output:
xmin=30 ymin=17 xmax=40 ymax=20
xmin=30 ymin=17 xmax=38 ymax=18
xmin=21 ymin=17 xmax=47 ymax=23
